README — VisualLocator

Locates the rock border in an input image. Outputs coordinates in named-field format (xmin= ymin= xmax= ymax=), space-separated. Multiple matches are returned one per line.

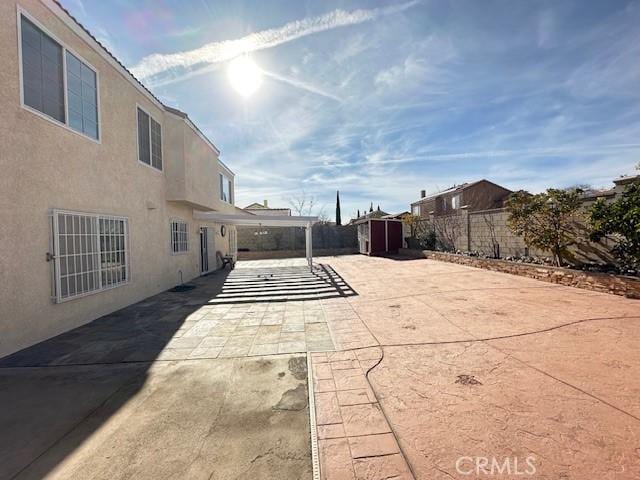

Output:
xmin=398 ymin=248 xmax=640 ymax=299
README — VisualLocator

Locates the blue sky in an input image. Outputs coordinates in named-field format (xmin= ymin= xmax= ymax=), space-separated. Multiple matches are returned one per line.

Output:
xmin=64 ymin=0 xmax=640 ymax=220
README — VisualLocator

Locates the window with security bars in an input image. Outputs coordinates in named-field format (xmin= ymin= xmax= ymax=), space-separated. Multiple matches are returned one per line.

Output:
xmin=137 ymin=107 xmax=162 ymax=170
xmin=51 ymin=211 xmax=129 ymax=302
xmin=171 ymin=220 xmax=188 ymax=253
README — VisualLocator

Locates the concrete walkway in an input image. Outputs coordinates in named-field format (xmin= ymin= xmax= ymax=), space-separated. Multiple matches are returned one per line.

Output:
xmin=308 ymin=255 xmax=640 ymax=479
xmin=0 ymin=260 xmax=351 ymax=480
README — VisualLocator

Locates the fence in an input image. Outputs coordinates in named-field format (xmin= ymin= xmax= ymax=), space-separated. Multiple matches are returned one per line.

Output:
xmin=416 ymin=207 xmax=618 ymax=266
xmin=237 ymin=223 xmax=358 ymax=252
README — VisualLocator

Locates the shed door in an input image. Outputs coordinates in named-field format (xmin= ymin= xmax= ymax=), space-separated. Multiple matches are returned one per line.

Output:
xmin=387 ymin=222 xmax=403 ymax=252
xmin=370 ymin=220 xmax=386 ymax=254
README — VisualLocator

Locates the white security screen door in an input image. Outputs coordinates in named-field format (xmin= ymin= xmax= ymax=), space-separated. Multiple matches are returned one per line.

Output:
xmin=200 ymin=227 xmax=209 ymax=273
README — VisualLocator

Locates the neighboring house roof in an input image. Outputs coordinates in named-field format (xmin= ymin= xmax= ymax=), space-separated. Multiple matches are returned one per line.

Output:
xmin=349 ymin=209 xmax=390 ymax=224
xmin=411 ymin=179 xmax=510 ymax=205
xmin=243 ymin=203 xmax=292 ymax=216
xmin=49 ymin=0 xmax=228 ymax=169
xmin=579 ymin=188 xmax=616 ymax=201
xmin=382 ymin=212 xmax=409 ymax=219
xmin=614 ymin=174 xmax=640 ymax=186
xmin=244 ymin=203 xmax=269 ymax=209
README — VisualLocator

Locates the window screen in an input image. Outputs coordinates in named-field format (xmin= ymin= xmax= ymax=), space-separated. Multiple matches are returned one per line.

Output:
xmin=99 ymin=217 xmax=128 ymax=287
xmin=66 ymin=52 xmax=98 ymax=139
xmin=137 ymin=107 xmax=150 ymax=165
xmin=220 ymin=173 xmax=231 ymax=202
xmin=150 ymin=117 xmax=162 ymax=170
xmin=21 ymin=16 xmax=65 ymax=123
xmin=137 ymin=107 xmax=162 ymax=170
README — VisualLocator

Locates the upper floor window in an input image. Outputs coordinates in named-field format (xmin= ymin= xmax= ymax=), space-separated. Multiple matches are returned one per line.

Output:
xmin=451 ymin=194 xmax=461 ymax=210
xmin=66 ymin=52 xmax=98 ymax=139
xmin=220 ymin=173 xmax=232 ymax=203
xmin=137 ymin=107 xmax=162 ymax=170
xmin=20 ymin=14 xmax=99 ymax=141
xmin=412 ymin=204 xmax=420 ymax=216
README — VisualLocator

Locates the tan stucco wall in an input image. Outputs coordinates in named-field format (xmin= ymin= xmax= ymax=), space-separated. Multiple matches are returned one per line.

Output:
xmin=0 ymin=0 xmax=236 ymax=357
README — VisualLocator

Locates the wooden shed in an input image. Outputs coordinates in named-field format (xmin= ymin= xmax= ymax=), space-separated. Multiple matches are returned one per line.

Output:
xmin=356 ymin=218 xmax=404 ymax=255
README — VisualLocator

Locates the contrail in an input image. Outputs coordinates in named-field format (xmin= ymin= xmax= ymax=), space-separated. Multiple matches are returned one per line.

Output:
xmin=130 ymin=1 xmax=419 ymax=81
xmin=262 ymin=70 xmax=343 ymax=102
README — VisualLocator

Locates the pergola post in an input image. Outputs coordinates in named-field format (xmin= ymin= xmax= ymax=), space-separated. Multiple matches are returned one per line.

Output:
xmin=305 ymin=222 xmax=313 ymax=270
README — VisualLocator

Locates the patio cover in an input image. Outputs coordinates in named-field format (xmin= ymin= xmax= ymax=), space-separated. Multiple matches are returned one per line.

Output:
xmin=193 ymin=211 xmax=319 ymax=268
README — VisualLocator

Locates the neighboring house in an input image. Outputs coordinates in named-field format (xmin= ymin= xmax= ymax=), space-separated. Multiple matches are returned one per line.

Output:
xmin=579 ymin=174 xmax=640 ymax=207
xmin=244 ymin=200 xmax=292 ymax=216
xmin=0 ymin=0 xmax=238 ymax=357
xmin=237 ymin=200 xmax=293 ymax=251
xmin=410 ymin=180 xmax=512 ymax=218
xmin=349 ymin=206 xmax=390 ymax=224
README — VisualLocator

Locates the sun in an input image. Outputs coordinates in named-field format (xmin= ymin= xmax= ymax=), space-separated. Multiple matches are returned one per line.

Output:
xmin=227 ymin=55 xmax=262 ymax=97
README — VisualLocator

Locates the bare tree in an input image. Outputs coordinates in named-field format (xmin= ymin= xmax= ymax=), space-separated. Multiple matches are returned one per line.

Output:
xmin=482 ymin=213 xmax=500 ymax=258
xmin=432 ymin=214 xmax=462 ymax=252
xmin=288 ymin=190 xmax=317 ymax=216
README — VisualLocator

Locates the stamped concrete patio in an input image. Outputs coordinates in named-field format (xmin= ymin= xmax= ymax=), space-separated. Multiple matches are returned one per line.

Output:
xmin=308 ymin=255 xmax=640 ymax=479
xmin=1 ymin=255 xmax=639 ymax=479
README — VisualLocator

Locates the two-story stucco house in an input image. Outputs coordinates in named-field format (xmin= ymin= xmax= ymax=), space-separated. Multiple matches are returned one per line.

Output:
xmin=0 ymin=0 xmax=238 ymax=357
xmin=410 ymin=179 xmax=512 ymax=218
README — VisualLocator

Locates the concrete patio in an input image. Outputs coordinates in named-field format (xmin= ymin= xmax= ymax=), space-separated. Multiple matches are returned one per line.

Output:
xmin=1 ymin=255 xmax=639 ymax=479
xmin=0 ymin=260 xmax=350 ymax=479
xmin=309 ymin=255 xmax=640 ymax=479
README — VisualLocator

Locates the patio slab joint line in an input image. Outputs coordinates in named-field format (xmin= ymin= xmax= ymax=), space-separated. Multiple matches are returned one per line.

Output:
xmin=307 ymin=352 xmax=321 ymax=480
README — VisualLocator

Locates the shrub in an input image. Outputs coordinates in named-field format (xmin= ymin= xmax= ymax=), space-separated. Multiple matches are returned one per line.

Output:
xmin=589 ymin=179 xmax=640 ymax=272
xmin=506 ymin=189 xmax=583 ymax=266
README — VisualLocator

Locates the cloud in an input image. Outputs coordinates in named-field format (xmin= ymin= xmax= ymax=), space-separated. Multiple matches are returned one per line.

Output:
xmin=130 ymin=1 xmax=420 ymax=81
xmin=375 ymin=55 xmax=423 ymax=87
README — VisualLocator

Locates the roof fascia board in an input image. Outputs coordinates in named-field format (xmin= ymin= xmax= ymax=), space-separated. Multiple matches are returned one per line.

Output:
xmin=194 ymin=211 xmax=317 ymax=226
xmin=43 ymin=0 xmax=165 ymax=112
xmin=165 ymin=108 xmax=222 ymax=158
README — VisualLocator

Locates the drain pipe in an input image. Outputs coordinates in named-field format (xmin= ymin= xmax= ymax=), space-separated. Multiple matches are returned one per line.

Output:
xmin=178 ymin=269 xmax=183 ymax=286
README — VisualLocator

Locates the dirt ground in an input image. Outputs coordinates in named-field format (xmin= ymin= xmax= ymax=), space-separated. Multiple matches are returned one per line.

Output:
xmin=310 ymin=255 xmax=640 ymax=479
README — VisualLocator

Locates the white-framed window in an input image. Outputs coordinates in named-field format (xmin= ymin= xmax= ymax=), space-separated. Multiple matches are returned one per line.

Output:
xmin=50 ymin=210 xmax=129 ymax=302
xmin=219 ymin=173 xmax=232 ymax=203
xmin=451 ymin=194 xmax=461 ymax=210
xmin=171 ymin=220 xmax=188 ymax=253
xmin=18 ymin=11 xmax=100 ymax=141
xmin=412 ymin=204 xmax=420 ymax=216
xmin=137 ymin=106 xmax=163 ymax=170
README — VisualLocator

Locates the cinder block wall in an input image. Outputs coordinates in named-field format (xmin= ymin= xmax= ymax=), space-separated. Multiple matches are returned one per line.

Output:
xmin=468 ymin=209 xmax=529 ymax=257
xmin=237 ymin=224 xmax=358 ymax=252
xmin=422 ymin=207 xmax=618 ymax=264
